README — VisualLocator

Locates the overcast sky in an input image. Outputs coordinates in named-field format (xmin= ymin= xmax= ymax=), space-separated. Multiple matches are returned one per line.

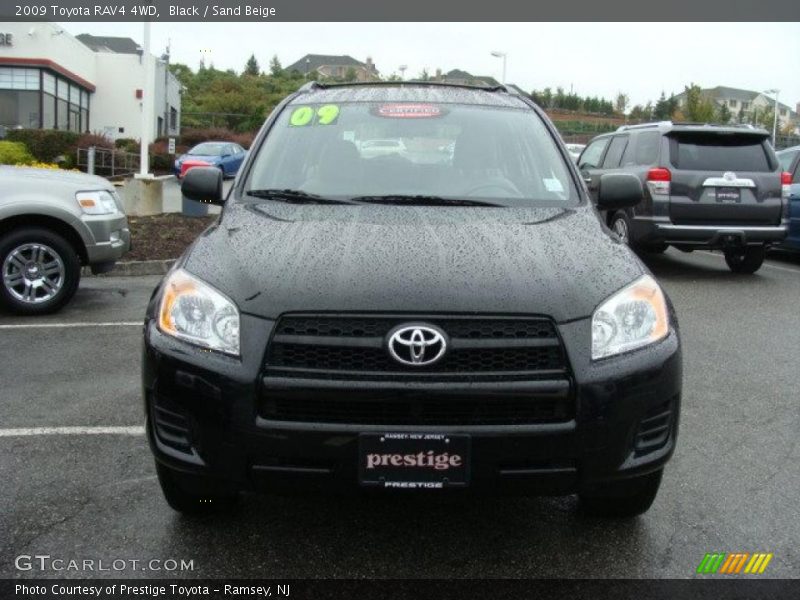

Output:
xmin=63 ymin=22 xmax=800 ymax=111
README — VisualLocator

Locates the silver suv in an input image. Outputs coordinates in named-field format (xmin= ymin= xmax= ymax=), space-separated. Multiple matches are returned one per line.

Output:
xmin=0 ymin=166 xmax=131 ymax=314
xmin=579 ymin=121 xmax=789 ymax=273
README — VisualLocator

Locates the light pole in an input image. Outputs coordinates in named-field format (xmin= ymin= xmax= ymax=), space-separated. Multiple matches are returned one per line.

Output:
xmin=764 ymin=88 xmax=780 ymax=146
xmin=490 ymin=51 xmax=507 ymax=85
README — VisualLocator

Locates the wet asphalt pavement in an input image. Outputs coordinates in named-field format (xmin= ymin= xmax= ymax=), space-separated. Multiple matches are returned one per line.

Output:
xmin=1 ymin=249 xmax=799 ymax=579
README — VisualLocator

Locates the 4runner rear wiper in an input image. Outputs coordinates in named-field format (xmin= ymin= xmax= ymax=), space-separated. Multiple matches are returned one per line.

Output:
xmin=350 ymin=194 xmax=501 ymax=207
xmin=244 ymin=189 xmax=356 ymax=204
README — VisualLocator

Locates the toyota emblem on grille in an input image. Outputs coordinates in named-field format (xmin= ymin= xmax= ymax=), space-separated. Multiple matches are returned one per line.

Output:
xmin=387 ymin=324 xmax=447 ymax=366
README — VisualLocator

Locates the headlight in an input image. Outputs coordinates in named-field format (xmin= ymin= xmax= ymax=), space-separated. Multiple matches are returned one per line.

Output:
xmin=158 ymin=269 xmax=240 ymax=356
xmin=591 ymin=275 xmax=669 ymax=360
xmin=76 ymin=190 xmax=118 ymax=215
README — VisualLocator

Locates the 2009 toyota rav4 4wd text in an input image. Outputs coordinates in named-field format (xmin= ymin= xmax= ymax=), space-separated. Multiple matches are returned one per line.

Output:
xmin=143 ymin=82 xmax=682 ymax=518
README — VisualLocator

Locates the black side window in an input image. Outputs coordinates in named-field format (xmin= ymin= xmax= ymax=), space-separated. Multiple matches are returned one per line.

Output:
xmin=601 ymin=136 xmax=629 ymax=168
xmin=634 ymin=131 xmax=660 ymax=165
xmin=578 ymin=138 xmax=609 ymax=170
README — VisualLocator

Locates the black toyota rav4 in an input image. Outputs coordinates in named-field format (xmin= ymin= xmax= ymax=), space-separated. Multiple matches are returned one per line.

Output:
xmin=143 ymin=82 xmax=682 ymax=518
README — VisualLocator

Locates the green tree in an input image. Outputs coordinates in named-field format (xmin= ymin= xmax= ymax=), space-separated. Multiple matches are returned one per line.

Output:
xmin=269 ymin=55 xmax=283 ymax=77
xmin=614 ymin=92 xmax=629 ymax=115
xmin=344 ymin=67 xmax=358 ymax=82
xmin=716 ymin=102 xmax=732 ymax=124
xmin=682 ymin=84 xmax=716 ymax=122
xmin=243 ymin=54 xmax=260 ymax=76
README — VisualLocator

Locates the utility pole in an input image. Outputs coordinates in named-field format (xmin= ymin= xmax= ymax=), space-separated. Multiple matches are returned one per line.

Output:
xmin=138 ymin=21 xmax=153 ymax=177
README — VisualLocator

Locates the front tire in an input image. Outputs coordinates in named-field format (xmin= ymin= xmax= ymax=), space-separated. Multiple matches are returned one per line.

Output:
xmin=156 ymin=462 xmax=238 ymax=516
xmin=724 ymin=246 xmax=766 ymax=274
xmin=0 ymin=227 xmax=81 ymax=315
xmin=579 ymin=469 xmax=663 ymax=518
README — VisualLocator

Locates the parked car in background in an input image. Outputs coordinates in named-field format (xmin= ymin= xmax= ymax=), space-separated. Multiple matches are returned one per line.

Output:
xmin=565 ymin=143 xmax=585 ymax=162
xmin=578 ymin=122 xmax=788 ymax=273
xmin=174 ymin=142 xmax=247 ymax=178
xmin=146 ymin=82 xmax=682 ymax=519
xmin=776 ymin=145 xmax=800 ymax=251
xmin=0 ymin=166 xmax=130 ymax=314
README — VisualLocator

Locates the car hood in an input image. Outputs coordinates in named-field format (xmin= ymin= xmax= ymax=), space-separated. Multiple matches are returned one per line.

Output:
xmin=182 ymin=204 xmax=644 ymax=323
xmin=0 ymin=166 xmax=114 ymax=191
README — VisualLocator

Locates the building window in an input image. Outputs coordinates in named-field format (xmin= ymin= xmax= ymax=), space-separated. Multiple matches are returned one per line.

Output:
xmin=780 ymin=109 xmax=787 ymax=117
xmin=42 ymin=93 xmax=56 ymax=129
xmin=169 ymin=106 xmax=177 ymax=130
xmin=0 ymin=90 xmax=41 ymax=128
xmin=728 ymin=99 xmax=737 ymax=108
xmin=741 ymin=102 xmax=751 ymax=110
xmin=0 ymin=67 xmax=90 ymax=131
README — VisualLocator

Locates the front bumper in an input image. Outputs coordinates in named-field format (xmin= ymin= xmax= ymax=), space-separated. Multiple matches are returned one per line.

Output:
xmin=142 ymin=315 xmax=682 ymax=495
xmin=83 ymin=212 xmax=131 ymax=264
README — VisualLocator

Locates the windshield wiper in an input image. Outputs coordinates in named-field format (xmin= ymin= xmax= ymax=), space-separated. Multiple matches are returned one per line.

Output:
xmin=244 ymin=189 xmax=355 ymax=205
xmin=351 ymin=194 xmax=501 ymax=207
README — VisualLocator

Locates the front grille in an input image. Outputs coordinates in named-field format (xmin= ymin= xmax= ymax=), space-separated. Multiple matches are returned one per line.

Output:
xmin=261 ymin=314 xmax=573 ymax=426
xmin=261 ymin=394 xmax=571 ymax=426
xmin=266 ymin=314 xmax=568 ymax=381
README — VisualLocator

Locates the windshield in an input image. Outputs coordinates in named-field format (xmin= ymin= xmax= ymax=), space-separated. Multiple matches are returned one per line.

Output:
xmin=189 ymin=143 xmax=225 ymax=156
xmin=243 ymin=101 xmax=578 ymax=207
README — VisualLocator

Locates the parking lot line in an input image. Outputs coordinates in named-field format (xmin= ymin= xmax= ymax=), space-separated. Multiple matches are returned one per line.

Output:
xmin=0 ymin=426 xmax=144 ymax=437
xmin=0 ymin=321 xmax=141 ymax=330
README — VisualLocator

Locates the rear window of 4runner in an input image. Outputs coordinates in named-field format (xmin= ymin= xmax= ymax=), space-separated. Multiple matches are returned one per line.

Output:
xmin=243 ymin=101 xmax=578 ymax=207
xmin=669 ymin=133 xmax=774 ymax=172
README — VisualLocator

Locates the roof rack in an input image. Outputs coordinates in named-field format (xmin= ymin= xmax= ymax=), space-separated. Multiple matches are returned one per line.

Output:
xmin=616 ymin=121 xmax=672 ymax=132
xmin=618 ymin=120 xmax=764 ymax=132
xmin=297 ymin=80 xmax=509 ymax=94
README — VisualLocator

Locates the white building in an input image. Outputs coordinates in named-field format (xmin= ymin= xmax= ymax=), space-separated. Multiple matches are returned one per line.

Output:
xmin=0 ymin=23 xmax=181 ymax=141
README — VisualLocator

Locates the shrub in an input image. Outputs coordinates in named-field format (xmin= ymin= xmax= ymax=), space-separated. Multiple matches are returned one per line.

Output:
xmin=76 ymin=132 xmax=115 ymax=151
xmin=5 ymin=129 xmax=79 ymax=162
xmin=115 ymin=137 xmax=139 ymax=152
xmin=0 ymin=141 xmax=35 ymax=165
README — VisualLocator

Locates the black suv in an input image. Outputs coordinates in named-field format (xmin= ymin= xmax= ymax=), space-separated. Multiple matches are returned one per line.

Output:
xmin=143 ymin=82 xmax=682 ymax=518
xmin=578 ymin=122 xmax=789 ymax=273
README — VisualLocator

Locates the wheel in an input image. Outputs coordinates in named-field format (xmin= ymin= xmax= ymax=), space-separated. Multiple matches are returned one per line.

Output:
xmin=724 ymin=246 xmax=766 ymax=274
xmin=609 ymin=211 xmax=632 ymax=245
xmin=579 ymin=469 xmax=663 ymax=518
xmin=156 ymin=462 xmax=238 ymax=516
xmin=0 ymin=227 xmax=81 ymax=315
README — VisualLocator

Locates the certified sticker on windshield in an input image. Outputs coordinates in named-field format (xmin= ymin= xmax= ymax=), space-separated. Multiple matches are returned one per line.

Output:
xmin=374 ymin=103 xmax=444 ymax=118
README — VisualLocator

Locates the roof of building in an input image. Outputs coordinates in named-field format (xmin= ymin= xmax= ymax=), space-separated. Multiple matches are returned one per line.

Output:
xmin=286 ymin=54 xmax=367 ymax=73
xmin=76 ymin=34 xmax=142 ymax=54
xmin=676 ymin=85 xmax=797 ymax=116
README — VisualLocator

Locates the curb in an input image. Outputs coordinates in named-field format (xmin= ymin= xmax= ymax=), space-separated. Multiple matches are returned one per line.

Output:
xmin=83 ymin=259 xmax=176 ymax=277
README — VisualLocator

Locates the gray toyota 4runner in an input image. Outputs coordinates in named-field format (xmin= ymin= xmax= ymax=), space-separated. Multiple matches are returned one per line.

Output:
xmin=0 ymin=166 xmax=131 ymax=314
xmin=579 ymin=122 xmax=789 ymax=273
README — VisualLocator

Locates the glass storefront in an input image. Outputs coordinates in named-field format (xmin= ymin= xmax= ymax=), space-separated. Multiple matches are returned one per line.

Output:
xmin=0 ymin=66 xmax=90 ymax=131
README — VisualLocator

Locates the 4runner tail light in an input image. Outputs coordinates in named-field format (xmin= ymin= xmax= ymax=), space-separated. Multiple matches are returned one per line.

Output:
xmin=646 ymin=167 xmax=671 ymax=196
xmin=781 ymin=171 xmax=792 ymax=200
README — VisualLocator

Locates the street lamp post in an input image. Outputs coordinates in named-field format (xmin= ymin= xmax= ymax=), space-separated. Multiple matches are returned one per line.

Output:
xmin=764 ymin=88 xmax=780 ymax=146
xmin=490 ymin=51 xmax=507 ymax=85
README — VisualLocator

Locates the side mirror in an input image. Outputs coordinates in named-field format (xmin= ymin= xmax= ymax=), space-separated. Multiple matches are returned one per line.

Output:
xmin=182 ymin=167 xmax=224 ymax=205
xmin=597 ymin=173 xmax=643 ymax=210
